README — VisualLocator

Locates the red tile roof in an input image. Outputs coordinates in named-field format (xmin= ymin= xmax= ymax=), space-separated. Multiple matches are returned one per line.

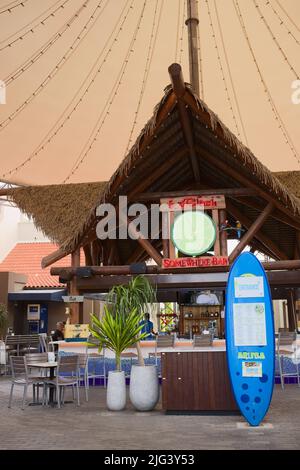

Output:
xmin=0 ymin=242 xmax=84 ymax=288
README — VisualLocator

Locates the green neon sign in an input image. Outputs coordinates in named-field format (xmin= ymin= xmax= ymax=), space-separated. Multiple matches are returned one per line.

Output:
xmin=171 ymin=211 xmax=216 ymax=256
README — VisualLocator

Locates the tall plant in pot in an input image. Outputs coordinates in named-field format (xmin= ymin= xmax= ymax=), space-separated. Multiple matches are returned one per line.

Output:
xmin=89 ymin=305 xmax=146 ymax=411
xmin=108 ymin=275 xmax=160 ymax=411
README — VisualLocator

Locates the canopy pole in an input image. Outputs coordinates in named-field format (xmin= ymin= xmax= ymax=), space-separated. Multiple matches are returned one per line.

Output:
xmin=186 ymin=0 xmax=200 ymax=96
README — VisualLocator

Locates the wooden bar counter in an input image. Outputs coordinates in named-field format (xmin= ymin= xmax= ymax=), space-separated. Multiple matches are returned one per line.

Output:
xmin=161 ymin=347 xmax=238 ymax=412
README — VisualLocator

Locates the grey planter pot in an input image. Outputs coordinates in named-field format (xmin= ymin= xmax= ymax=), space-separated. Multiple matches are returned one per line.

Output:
xmin=129 ymin=365 xmax=159 ymax=411
xmin=106 ymin=371 xmax=126 ymax=411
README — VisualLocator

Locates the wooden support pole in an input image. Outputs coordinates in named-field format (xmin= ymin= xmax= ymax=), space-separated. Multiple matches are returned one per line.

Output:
xmin=119 ymin=213 xmax=163 ymax=266
xmin=219 ymin=209 xmax=228 ymax=257
xmin=83 ymin=244 xmax=92 ymax=266
xmin=287 ymin=290 xmax=297 ymax=331
xmin=212 ymin=210 xmax=220 ymax=256
xmin=227 ymin=200 xmax=289 ymax=261
xmin=70 ymin=247 xmax=81 ymax=324
xmin=186 ymin=0 xmax=200 ymax=96
xmin=229 ymin=202 xmax=274 ymax=263
xmin=168 ymin=63 xmax=200 ymax=182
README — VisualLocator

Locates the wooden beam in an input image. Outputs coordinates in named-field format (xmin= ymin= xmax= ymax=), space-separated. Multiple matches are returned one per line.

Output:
xmin=195 ymin=142 xmax=300 ymax=230
xmin=232 ymin=196 xmax=300 ymax=232
xmin=229 ymin=202 xmax=274 ymax=263
xmin=83 ymin=244 xmax=93 ymax=266
xmin=169 ymin=63 xmax=200 ymax=182
xmin=138 ymin=188 xmax=257 ymax=201
xmin=41 ymin=247 xmax=68 ymax=269
xmin=51 ymin=259 xmax=300 ymax=278
xmin=287 ymin=290 xmax=297 ymax=331
xmin=212 ymin=210 xmax=220 ymax=256
xmin=119 ymin=213 xmax=163 ymax=266
xmin=227 ymin=200 xmax=289 ymax=261
xmin=91 ymin=239 xmax=101 ymax=266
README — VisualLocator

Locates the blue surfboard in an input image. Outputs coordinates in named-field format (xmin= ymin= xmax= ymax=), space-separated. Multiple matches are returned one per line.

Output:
xmin=225 ymin=252 xmax=275 ymax=426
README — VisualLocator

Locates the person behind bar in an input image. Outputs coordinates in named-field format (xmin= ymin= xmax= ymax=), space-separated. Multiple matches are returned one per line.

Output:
xmin=52 ymin=321 xmax=65 ymax=341
xmin=140 ymin=313 xmax=157 ymax=340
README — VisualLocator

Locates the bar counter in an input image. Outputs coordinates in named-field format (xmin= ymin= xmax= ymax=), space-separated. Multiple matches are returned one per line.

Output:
xmin=160 ymin=347 xmax=238 ymax=413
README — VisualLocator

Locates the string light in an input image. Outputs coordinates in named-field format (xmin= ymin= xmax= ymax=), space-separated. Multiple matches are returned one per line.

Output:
xmin=213 ymin=0 xmax=248 ymax=145
xmin=0 ymin=0 xmax=29 ymax=15
xmin=63 ymin=0 xmax=147 ymax=183
xmin=0 ymin=0 xmax=71 ymax=52
xmin=124 ymin=0 xmax=162 ymax=156
xmin=2 ymin=0 xmax=134 ymax=179
xmin=174 ymin=0 xmax=181 ymax=62
xmin=233 ymin=0 xmax=300 ymax=165
xmin=253 ymin=0 xmax=299 ymax=79
xmin=4 ymin=0 xmax=91 ymax=85
xmin=265 ymin=0 xmax=300 ymax=47
xmin=0 ymin=0 xmax=108 ymax=132
xmin=205 ymin=0 xmax=242 ymax=139
xmin=196 ymin=0 xmax=204 ymax=99
xmin=275 ymin=0 xmax=300 ymax=35
xmin=178 ymin=0 xmax=186 ymax=64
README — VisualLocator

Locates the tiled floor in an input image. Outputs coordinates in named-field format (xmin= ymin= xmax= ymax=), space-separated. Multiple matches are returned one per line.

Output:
xmin=0 ymin=377 xmax=299 ymax=450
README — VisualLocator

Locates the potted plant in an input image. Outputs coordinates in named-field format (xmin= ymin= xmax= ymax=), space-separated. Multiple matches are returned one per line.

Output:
xmin=89 ymin=305 xmax=146 ymax=411
xmin=108 ymin=275 xmax=160 ymax=411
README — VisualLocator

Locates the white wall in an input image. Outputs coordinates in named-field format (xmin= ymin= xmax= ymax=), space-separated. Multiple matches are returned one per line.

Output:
xmin=0 ymin=203 xmax=49 ymax=262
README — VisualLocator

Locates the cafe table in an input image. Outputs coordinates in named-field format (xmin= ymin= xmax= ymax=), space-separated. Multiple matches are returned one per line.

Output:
xmin=27 ymin=361 xmax=57 ymax=406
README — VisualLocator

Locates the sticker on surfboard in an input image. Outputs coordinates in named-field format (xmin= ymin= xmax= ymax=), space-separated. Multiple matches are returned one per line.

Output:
xmin=225 ymin=252 xmax=275 ymax=426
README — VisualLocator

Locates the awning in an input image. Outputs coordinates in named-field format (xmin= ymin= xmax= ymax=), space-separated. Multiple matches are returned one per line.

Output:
xmin=8 ymin=289 xmax=67 ymax=302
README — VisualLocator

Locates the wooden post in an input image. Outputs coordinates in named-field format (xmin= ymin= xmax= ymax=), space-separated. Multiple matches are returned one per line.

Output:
xmin=229 ymin=202 xmax=274 ymax=263
xmin=186 ymin=0 xmax=200 ymax=96
xmin=287 ymin=290 xmax=297 ymax=331
xmin=162 ymin=212 xmax=170 ymax=258
xmin=83 ymin=244 xmax=92 ymax=266
xmin=219 ymin=209 xmax=228 ymax=256
xmin=212 ymin=209 xmax=220 ymax=256
xmin=70 ymin=247 xmax=81 ymax=324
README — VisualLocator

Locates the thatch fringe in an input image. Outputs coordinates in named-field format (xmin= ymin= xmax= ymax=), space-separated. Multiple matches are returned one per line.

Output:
xmin=9 ymin=182 xmax=107 ymax=252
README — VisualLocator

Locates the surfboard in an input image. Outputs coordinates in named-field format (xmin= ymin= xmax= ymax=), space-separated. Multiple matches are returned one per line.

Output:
xmin=225 ymin=252 xmax=275 ymax=426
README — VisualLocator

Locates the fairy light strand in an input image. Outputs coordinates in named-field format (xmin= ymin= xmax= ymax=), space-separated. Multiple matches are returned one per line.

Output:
xmin=205 ymin=0 xmax=242 ymax=139
xmin=253 ymin=0 xmax=299 ymax=79
xmin=4 ymin=0 xmax=91 ymax=85
xmin=63 ymin=0 xmax=147 ymax=183
xmin=275 ymin=0 xmax=300 ymax=35
xmin=196 ymin=0 xmax=204 ymax=99
xmin=0 ymin=0 xmax=29 ymax=15
xmin=2 ymin=0 xmax=134 ymax=179
xmin=233 ymin=0 xmax=300 ymax=165
xmin=213 ymin=0 xmax=248 ymax=145
xmin=174 ymin=0 xmax=181 ymax=62
xmin=0 ymin=0 xmax=108 ymax=132
xmin=264 ymin=0 xmax=300 ymax=47
xmin=0 ymin=0 xmax=71 ymax=52
xmin=124 ymin=0 xmax=160 ymax=156
xmin=178 ymin=0 xmax=186 ymax=64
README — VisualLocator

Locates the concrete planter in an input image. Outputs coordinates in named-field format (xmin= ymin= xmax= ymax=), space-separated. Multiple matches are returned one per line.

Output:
xmin=106 ymin=371 xmax=126 ymax=411
xmin=129 ymin=365 xmax=159 ymax=411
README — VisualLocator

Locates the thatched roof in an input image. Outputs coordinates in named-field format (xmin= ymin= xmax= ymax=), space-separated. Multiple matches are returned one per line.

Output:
xmin=9 ymin=182 xmax=107 ymax=252
xmin=7 ymin=81 xmax=300 ymax=261
xmin=274 ymin=171 xmax=300 ymax=199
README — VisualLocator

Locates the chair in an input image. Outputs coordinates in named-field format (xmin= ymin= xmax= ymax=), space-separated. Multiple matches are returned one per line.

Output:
xmin=25 ymin=352 xmax=48 ymax=403
xmin=87 ymin=352 xmax=107 ymax=388
xmin=149 ymin=335 xmax=175 ymax=366
xmin=44 ymin=355 xmax=80 ymax=408
xmin=277 ymin=331 xmax=300 ymax=389
xmin=78 ymin=353 xmax=89 ymax=401
xmin=193 ymin=334 xmax=213 ymax=348
xmin=8 ymin=356 xmax=47 ymax=409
